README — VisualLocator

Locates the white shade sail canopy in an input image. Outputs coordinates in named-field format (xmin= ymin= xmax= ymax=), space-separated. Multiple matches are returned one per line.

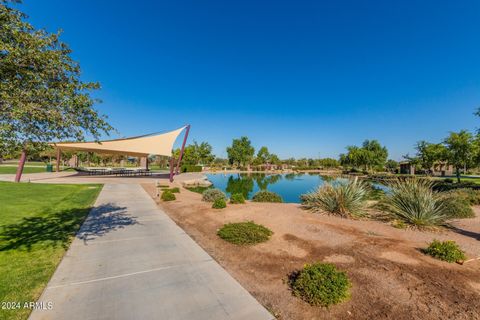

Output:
xmin=52 ymin=126 xmax=187 ymax=157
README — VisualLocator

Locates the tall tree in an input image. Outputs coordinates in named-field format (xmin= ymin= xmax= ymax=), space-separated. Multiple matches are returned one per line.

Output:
xmin=414 ymin=141 xmax=447 ymax=174
xmin=362 ymin=140 xmax=388 ymax=169
xmin=0 ymin=1 xmax=113 ymax=181
xmin=385 ymin=159 xmax=399 ymax=173
xmin=254 ymin=146 xmax=270 ymax=165
xmin=444 ymin=130 xmax=477 ymax=182
xmin=173 ymin=140 xmax=215 ymax=165
xmin=197 ymin=141 xmax=215 ymax=165
xmin=226 ymin=136 xmax=255 ymax=167
xmin=340 ymin=140 xmax=388 ymax=171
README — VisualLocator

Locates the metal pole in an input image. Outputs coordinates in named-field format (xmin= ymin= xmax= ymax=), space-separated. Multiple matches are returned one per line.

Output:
xmin=56 ymin=148 xmax=61 ymax=172
xmin=169 ymin=157 xmax=174 ymax=182
xmin=175 ymin=125 xmax=191 ymax=175
xmin=14 ymin=149 xmax=27 ymax=183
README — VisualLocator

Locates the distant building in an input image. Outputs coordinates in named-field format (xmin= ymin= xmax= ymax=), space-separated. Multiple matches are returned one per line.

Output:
xmin=399 ymin=161 xmax=454 ymax=176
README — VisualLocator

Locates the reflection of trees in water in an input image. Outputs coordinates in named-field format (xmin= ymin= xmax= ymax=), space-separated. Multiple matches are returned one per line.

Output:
xmin=226 ymin=174 xmax=254 ymax=198
xmin=285 ymin=173 xmax=295 ymax=181
xmin=253 ymin=173 xmax=282 ymax=190
xmin=225 ymin=173 xmax=284 ymax=197
xmin=321 ymin=175 xmax=335 ymax=183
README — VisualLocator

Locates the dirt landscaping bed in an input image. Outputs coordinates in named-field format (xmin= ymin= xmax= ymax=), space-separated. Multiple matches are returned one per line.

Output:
xmin=143 ymin=184 xmax=480 ymax=320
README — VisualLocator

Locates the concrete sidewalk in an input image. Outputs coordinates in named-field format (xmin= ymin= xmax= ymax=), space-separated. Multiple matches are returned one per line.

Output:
xmin=30 ymin=184 xmax=272 ymax=320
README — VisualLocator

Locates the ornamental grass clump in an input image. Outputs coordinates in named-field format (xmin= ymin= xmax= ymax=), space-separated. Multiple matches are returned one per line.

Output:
xmin=161 ymin=190 xmax=176 ymax=201
xmin=301 ymin=178 xmax=368 ymax=218
xmin=202 ymin=188 xmax=227 ymax=202
xmin=212 ymin=198 xmax=227 ymax=209
xmin=230 ymin=193 xmax=246 ymax=204
xmin=217 ymin=221 xmax=273 ymax=245
xmin=382 ymin=179 xmax=449 ymax=227
xmin=291 ymin=263 xmax=351 ymax=307
xmin=422 ymin=239 xmax=466 ymax=263
xmin=252 ymin=190 xmax=283 ymax=203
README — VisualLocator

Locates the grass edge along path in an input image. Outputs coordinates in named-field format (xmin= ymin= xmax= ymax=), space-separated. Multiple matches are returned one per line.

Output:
xmin=0 ymin=182 xmax=102 ymax=320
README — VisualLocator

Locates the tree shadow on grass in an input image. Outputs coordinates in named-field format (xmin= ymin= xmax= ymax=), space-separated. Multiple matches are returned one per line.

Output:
xmin=0 ymin=204 xmax=136 ymax=251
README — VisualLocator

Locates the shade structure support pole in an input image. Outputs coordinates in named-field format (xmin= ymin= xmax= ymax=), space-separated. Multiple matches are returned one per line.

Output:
xmin=56 ymin=148 xmax=61 ymax=172
xmin=175 ymin=124 xmax=191 ymax=175
xmin=169 ymin=157 xmax=174 ymax=182
xmin=14 ymin=148 xmax=27 ymax=183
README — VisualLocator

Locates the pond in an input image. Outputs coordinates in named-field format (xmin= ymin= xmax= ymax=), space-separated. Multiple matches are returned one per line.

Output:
xmin=206 ymin=173 xmax=385 ymax=203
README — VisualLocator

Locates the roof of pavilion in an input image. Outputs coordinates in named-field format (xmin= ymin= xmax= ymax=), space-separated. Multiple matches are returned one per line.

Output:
xmin=51 ymin=126 xmax=187 ymax=157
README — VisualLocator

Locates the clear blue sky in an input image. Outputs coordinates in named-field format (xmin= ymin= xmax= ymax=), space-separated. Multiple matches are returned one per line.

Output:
xmin=20 ymin=0 xmax=480 ymax=160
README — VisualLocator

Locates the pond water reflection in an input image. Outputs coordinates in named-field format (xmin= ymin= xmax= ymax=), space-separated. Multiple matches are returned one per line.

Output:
xmin=206 ymin=173 xmax=359 ymax=203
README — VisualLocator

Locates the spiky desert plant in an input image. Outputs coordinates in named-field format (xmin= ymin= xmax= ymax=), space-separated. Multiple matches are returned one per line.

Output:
xmin=382 ymin=178 xmax=449 ymax=227
xmin=301 ymin=178 xmax=368 ymax=218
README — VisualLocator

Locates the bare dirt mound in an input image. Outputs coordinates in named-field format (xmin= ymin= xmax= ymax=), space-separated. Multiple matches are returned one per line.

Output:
xmin=143 ymin=184 xmax=480 ymax=320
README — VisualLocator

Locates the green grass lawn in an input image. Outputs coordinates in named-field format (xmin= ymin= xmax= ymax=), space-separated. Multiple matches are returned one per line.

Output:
xmin=1 ymin=161 xmax=46 ymax=166
xmin=439 ymin=176 xmax=480 ymax=184
xmin=0 ymin=166 xmax=48 ymax=175
xmin=0 ymin=182 xmax=102 ymax=320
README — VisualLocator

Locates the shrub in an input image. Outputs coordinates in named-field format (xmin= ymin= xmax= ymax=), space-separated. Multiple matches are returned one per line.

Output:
xmin=291 ymin=263 xmax=351 ymax=307
xmin=217 ymin=221 xmax=273 ymax=245
xmin=382 ymin=179 xmax=449 ymax=227
xmin=301 ymin=178 xmax=368 ymax=218
xmin=445 ymin=188 xmax=480 ymax=206
xmin=230 ymin=193 xmax=246 ymax=204
xmin=252 ymin=190 xmax=283 ymax=203
xmin=181 ymin=165 xmax=203 ymax=173
xmin=212 ymin=198 xmax=227 ymax=209
xmin=202 ymin=188 xmax=227 ymax=202
xmin=161 ymin=190 xmax=176 ymax=201
xmin=441 ymin=193 xmax=474 ymax=219
xmin=185 ymin=186 xmax=212 ymax=194
xmin=433 ymin=181 xmax=480 ymax=192
xmin=422 ymin=239 xmax=466 ymax=263
xmin=163 ymin=187 xmax=180 ymax=193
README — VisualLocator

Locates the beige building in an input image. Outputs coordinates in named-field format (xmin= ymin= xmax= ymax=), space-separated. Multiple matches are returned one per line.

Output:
xmin=399 ymin=161 xmax=454 ymax=176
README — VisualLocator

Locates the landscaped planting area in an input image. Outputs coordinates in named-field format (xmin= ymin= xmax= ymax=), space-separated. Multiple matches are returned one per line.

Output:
xmin=145 ymin=182 xmax=480 ymax=319
xmin=0 ymin=182 xmax=101 ymax=320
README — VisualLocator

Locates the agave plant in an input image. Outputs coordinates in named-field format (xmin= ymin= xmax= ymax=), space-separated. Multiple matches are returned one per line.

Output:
xmin=382 ymin=178 xmax=449 ymax=227
xmin=301 ymin=178 xmax=368 ymax=218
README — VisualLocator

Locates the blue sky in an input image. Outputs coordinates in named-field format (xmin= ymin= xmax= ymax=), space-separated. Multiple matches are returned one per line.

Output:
xmin=20 ymin=0 xmax=480 ymax=160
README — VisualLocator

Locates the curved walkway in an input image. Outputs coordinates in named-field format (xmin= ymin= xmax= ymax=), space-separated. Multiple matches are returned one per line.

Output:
xmin=29 ymin=184 xmax=272 ymax=320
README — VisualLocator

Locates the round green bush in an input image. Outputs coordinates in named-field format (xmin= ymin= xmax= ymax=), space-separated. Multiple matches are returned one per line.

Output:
xmin=217 ymin=221 xmax=273 ymax=245
xmin=291 ymin=263 xmax=351 ymax=307
xmin=202 ymin=188 xmax=227 ymax=202
xmin=165 ymin=187 xmax=180 ymax=193
xmin=422 ymin=239 xmax=466 ymax=263
xmin=212 ymin=198 xmax=227 ymax=209
xmin=230 ymin=193 xmax=246 ymax=204
xmin=252 ymin=190 xmax=283 ymax=203
xmin=161 ymin=190 xmax=176 ymax=201
xmin=441 ymin=194 xmax=474 ymax=219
